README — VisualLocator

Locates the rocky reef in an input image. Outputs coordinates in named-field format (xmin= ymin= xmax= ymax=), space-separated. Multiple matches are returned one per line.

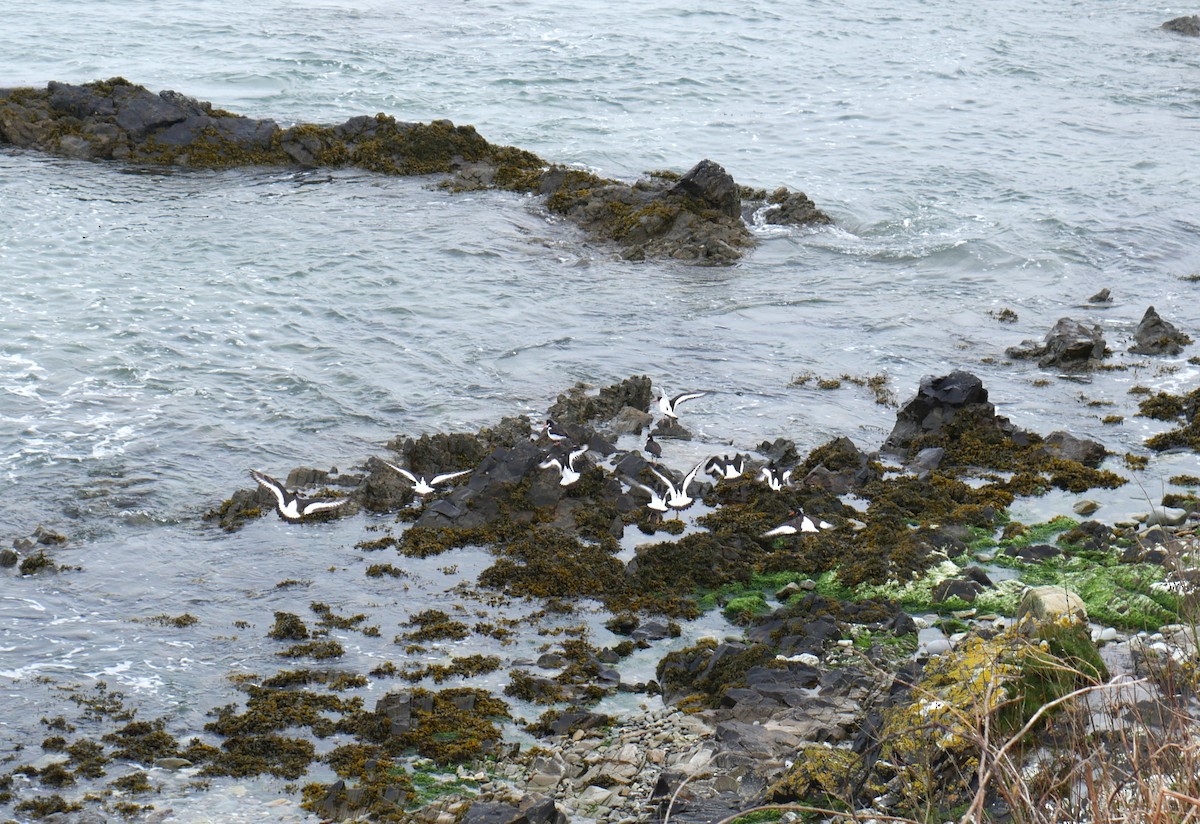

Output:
xmin=9 ymin=369 xmax=1200 ymax=823
xmin=0 ymin=78 xmax=831 ymax=264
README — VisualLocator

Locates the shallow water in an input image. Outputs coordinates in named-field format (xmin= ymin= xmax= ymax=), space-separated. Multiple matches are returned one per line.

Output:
xmin=2 ymin=0 xmax=1200 ymax=818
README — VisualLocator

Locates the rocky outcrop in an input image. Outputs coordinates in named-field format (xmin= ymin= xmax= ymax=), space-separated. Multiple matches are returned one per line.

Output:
xmin=1163 ymin=15 xmax=1200 ymax=35
xmin=1129 ymin=305 xmax=1192 ymax=355
xmin=0 ymin=78 xmax=832 ymax=264
xmin=1005 ymin=317 xmax=1107 ymax=369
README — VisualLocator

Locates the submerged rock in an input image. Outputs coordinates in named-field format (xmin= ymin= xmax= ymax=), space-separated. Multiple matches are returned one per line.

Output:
xmin=1163 ymin=15 xmax=1200 ymax=36
xmin=1129 ymin=305 xmax=1192 ymax=355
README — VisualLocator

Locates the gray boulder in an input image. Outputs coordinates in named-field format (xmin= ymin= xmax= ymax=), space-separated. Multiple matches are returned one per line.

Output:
xmin=1163 ymin=15 xmax=1200 ymax=35
xmin=1006 ymin=317 xmax=1106 ymax=368
xmin=670 ymin=158 xmax=741 ymax=217
xmin=1129 ymin=305 xmax=1192 ymax=355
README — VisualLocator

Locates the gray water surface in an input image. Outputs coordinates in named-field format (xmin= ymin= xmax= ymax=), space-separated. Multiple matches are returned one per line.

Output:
xmin=2 ymin=0 xmax=1199 ymax=818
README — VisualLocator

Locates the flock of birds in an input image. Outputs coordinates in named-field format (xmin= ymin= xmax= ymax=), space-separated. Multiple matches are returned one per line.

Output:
xmin=250 ymin=389 xmax=834 ymax=537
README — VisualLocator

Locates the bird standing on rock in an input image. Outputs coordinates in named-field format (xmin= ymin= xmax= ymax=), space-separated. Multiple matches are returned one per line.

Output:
xmin=644 ymin=433 xmax=662 ymax=458
xmin=250 ymin=470 xmax=349 ymax=523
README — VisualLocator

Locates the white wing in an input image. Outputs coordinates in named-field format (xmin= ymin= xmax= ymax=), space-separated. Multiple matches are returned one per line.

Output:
xmin=762 ymin=523 xmax=796 ymax=537
xmin=429 ymin=469 xmax=471 ymax=486
xmin=567 ymin=445 xmax=589 ymax=469
xmin=250 ymin=470 xmax=289 ymax=508
xmin=539 ymin=457 xmax=563 ymax=471
xmin=671 ymin=391 xmax=706 ymax=407
xmin=680 ymin=460 xmax=704 ymax=493
xmin=381 ymin=460 xmax=418 ymax=485
xmin=299 ymin=498 xmax=349 ymax=516
xmin=648 ymin=467 xmax=677 ymax=495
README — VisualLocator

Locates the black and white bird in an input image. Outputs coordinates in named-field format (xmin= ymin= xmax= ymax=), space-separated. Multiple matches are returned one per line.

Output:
xmin=250 ymin=470 xmax=349 ymax=523
xmin=706 ymin=454 xmax=746 ymax=481
xmin=650 ymin=460 xmax=704 ymax=513
xmin=380 ymin=461 xmax=471 ymax=497
xmin=758 ymin=465 xmax=793 ymax=492
xmin=762 ymin=510 xmax=833 ymax=537
xmin=644 ymin=433 xmax=663 ymax=459
xmin=540 ymin=445 xmax=589 ymax=486
xmin=623 ymin=476 xmax=669 ymax=515
xmin=541 ymin=418 xmax=570 ymax=443
xmin=657 ymin=390 xmax=706 ymax=420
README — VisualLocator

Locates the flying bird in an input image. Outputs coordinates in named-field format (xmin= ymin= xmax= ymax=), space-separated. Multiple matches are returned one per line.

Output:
xmin=380 ymin=461 xmax=471 ymax=497
xmin=539 ymin=445 xmax=589 ymax=486
xmin=623 ymin=476 xmax=669 ymax=515
xmin=650 ymin=460 xmax=704 ymax=513
xmin=762 ymin=510 xmax=833 ymax=537
xmin=250 ymin=470 xmax=349 ymax=523
xmin=706 ymin=454 xmax=746 ymax=481
xmin=657 ymin=390 xmax=706 ymax=420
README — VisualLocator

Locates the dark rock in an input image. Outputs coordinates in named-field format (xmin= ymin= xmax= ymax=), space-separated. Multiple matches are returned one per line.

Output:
xmin=1006 ymin=317 xmax=1106 ymax=368
xmin=1003 ymin=543 xmax=1061 ymax=563
xmin=33 ymin=525 xmax=68 ymax=546
xmin=756 ymin=437 xmax=801 ymax=466
xmin=0 ymin=548 xmax=17 ymax=567
xmin=801 ymin=436 xmax=880 ymax=493
xmin=460 ymin=802 xmax=527 ymax=824
xmin=1088 ymin=287 xmax=1113 ymax=303
xmin=669 ymin=159 xmax=741 ymax=218
xmin=1163 ymin=15 xmax=1200 ymax=35
xmin=963 ymin=565 xmax=994 ymax=587
xmin=631 ymin=617 xmax=676 ymax=642
xmin=1129 ymin=305 xmax=1192 ymax=356
xmin=1040 ymin=430 xmax=1108 ymax=468
xmin=882 ymin=370 xmax=995 ymax=458
xmin=932 ymin=578 xmax=981 ymax=604
xmin=910 ymin=446 xmax=946 ymax=476
xmin=376 ymin=690 xmax=433 ymax=736
xmin=1060 ymin=519 xmax=1115 ymax=551
xmin=762 ymin=186 xmax=833 ymax=226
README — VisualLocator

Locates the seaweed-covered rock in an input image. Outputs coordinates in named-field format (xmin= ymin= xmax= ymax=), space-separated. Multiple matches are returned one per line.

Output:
xmin=1163 ymin=15 xmax=1200 ymax=35
xmin=882 ymin=371 xmax=1003 ymax=458
xmin=1129 ymin=305 xmax=1192 ymax=356
xmin=1 ymin=81 xmax=835 ymax=264
xmin=1006 ymin=317 xmax=1106 ymax=369
xmin=762 ymin=186 xmax=833 ymax=226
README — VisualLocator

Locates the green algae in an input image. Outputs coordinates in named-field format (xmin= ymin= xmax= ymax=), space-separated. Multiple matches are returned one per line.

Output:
xmin=102 ymin=719 xmax=180 ymax=762
xmin=402 ymin=654 xmax=502 ymax=684
xmin=399 ymin=609 xmax=470 ymax=643
xmin=478 ymin=526 xmax=625 ymax=600
xmin=268 ymin=612 xmax=309 ymax=641
xmin=277 ymin=639 xmax=345 ymax=659
xmin=768 ymin=744 xmax=863 ymax=805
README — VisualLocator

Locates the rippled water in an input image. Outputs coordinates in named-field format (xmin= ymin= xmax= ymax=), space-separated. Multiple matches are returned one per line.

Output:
xmin=2 ymin=0 xmax=1200 ymax=819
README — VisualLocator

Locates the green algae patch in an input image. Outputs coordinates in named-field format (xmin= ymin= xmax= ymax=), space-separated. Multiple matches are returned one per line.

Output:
xmin=1138 ymin=387 xmax=1200 ymax=453
xmin=876 ymin=622 xmax=1104 ymax=815
xmin=268 ymin=611 xmax=309 ymax=641
xmin=277 ymin=639 xmax=345 ymax=659
xmin=768 ymin=744 xmax=863 ymax=805
xmin=394 ymin=688 xmax=510 ymax=764
xmin=102 ymin=719 xmax=181 ymax=763
xmin=399 ymin=609 xmax=470 ymax=643
xmin=402 ymin=654 xmax=502 ymax=684
xmin=1024 ymin=563 xmax=1179 ymax=630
